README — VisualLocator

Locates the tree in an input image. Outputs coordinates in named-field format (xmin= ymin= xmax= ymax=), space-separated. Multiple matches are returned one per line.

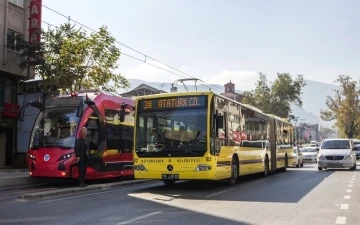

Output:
xmin=18 ymin=23 xmax=129 ymax=94
xmin=241 ymin=72 xmax=306 ymax=118
xmin=319 ymin=127 xmax=336 ymax=139
xmin=320 ymin=75 xmax=360 ymax=138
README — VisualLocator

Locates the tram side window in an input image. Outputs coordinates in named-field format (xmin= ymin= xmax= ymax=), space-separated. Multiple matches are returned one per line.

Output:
xmin=119 ymin=125 xmax=134 ymax=153
xmin=86 ymin=117 xmax=100 ymax=151
xmin=106 ymin=123 xmax=118 ymax=151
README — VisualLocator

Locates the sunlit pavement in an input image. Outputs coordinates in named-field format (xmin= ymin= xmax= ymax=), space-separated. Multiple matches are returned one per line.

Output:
xmin=0 ymin=163 xmax=359 ymax=225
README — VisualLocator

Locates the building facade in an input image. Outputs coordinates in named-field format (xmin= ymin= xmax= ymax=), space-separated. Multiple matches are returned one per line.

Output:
xmin=219 ymin=80 xmax=244 ymax=102
xmin=0 ymin=0 xmax=35 ymax=167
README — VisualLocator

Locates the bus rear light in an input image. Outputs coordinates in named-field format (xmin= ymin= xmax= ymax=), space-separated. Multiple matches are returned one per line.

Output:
xmin=134 ymin=164 xmax=147 ymax=171
xmin=29 ymin=172 xmax=32 ymax=175
xmin=195 ymin=165 xmax=212 ymax=171
xmin=61 ymin=172 xmax=66 ymax=176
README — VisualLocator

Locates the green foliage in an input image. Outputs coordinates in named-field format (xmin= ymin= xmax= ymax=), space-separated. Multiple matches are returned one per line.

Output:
xmin=320 ymin=75 xmax=360 ymax=138
xmin=18 ymin=23 xmax=129 ymax=94
xmin=241 ymin=72 xmax=306 ymax=118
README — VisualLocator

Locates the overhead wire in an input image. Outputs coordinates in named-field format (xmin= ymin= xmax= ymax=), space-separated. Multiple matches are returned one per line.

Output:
xmin=41 ymin=4 xmax=225 ymax=93
xmin=0 ymin=3 xmax=225 ymax=93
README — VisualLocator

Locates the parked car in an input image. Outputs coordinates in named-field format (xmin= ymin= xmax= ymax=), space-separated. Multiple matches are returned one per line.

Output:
xmin=354 ymin=144 xmax=360 ymax=160
xmin=301 ymin=147 xmax=318 ymax=163
xmin=317 ymin=138 xmax=357 ymax=171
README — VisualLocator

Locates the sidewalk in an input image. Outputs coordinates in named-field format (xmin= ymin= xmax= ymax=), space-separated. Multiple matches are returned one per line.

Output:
xmin=0 ymin=169 xmax=54 ymax=188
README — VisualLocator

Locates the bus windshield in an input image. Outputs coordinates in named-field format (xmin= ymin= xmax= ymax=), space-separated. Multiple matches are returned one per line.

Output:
xmin=135 ymin=108 xmax=207 ymax=157
xmin=29 ymin=107 xmax=80 ymax=149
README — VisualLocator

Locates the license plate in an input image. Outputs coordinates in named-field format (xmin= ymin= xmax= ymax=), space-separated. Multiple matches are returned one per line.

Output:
xmin=329 ymin=161 xmax=342 ymax=167
xmin=161 ymin=174 xmax=179 ymax=180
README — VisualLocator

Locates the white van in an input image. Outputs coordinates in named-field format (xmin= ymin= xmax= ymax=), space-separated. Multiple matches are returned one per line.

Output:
xmin=317 ymin=138 xmax=357 ymax=171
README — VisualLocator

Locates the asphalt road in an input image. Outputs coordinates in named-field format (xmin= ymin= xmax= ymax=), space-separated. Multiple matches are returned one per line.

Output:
xmin=0 ymin=163 xmax=359 ymax=225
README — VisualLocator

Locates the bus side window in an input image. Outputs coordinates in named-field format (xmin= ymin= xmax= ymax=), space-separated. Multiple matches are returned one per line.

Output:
xmin=86 ymin=117 xmax=100 ymax=153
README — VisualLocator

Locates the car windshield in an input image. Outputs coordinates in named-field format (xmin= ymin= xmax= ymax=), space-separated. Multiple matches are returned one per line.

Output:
xmin=135 ymin=107 xmax=207 ymax=157
xmin=321 ymin=140 xmax=350 ymax=149
xmin=29 ymin=107 xmax=80 ymax=149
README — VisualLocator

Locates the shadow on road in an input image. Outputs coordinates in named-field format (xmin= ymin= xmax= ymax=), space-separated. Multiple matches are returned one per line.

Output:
xmin=129 ymin=166 xmax=336 ymax=203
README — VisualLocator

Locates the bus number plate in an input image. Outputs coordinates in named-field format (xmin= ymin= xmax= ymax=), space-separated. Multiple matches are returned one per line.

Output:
xmin=161 ymin=174 xmax=179 ymax=180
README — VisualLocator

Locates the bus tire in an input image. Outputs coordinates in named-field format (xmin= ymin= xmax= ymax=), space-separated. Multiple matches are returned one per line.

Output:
xmin=163 ymin=180 xmax=176 ymax=186
xmin=263 ymin=155 xmax=269 ymax=177
xmin=281 ymin=154 xmax=288 ymax=172
xmin=228 ymin=156 xmax=239 ymax=186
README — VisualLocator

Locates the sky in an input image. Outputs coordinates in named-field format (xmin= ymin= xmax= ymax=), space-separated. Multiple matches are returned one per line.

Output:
xmin=41 ymin=0 xmax=360 ymax=91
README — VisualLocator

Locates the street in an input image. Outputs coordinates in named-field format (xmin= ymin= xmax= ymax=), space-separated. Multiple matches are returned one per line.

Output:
xmin=0 ymin=163 xmax=359 ymax=225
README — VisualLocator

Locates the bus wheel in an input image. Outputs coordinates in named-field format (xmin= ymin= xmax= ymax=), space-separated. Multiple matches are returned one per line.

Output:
xmin=281 ymin=155 xmax=288 ymax=172
xmin=163 ymin=180 xmax=176 ymax=186
xmin=228 ymin=157 xmax=238 ymax=185
xmin=263 ymin=156 xmax=269 ymax=177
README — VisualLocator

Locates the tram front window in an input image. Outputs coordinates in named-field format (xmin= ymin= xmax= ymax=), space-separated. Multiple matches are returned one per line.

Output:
xmin=30 ymin=107 xmax=80 ymax=149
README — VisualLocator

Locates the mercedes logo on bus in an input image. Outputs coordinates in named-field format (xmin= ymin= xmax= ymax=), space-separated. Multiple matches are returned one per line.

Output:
xmin=167 ymin=165 xmax=173 ymax=171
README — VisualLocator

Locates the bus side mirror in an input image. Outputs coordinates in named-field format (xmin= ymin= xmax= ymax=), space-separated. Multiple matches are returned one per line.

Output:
xmin=216 ymin=115 xmax=224 ymax=129
xmin=315 ymin=147 xmax=319 ymax=152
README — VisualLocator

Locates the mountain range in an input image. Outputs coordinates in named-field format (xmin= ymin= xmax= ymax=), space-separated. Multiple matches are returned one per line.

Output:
xmin=118 ymin=79 xmax=339 ymax=128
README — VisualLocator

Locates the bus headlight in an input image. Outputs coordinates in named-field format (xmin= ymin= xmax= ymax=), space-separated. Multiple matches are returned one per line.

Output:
xmin=134 ymin=164 xmax=147 ymax=171
xmin=195 ymin=164 xmax=212 ymax=171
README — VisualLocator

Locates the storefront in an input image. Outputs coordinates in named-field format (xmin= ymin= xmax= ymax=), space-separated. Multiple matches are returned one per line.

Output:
xmin=0 ymin=103 xmax=19 ymax=167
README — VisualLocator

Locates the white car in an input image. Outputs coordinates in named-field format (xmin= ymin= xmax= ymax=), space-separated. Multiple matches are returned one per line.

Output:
xmin=317 ymin=138 xmax=357 ymax=171
xmin=301 ymin=147 xmax=318 ymax=163
xmin=291 ymin=147 xmax=304 ymax=167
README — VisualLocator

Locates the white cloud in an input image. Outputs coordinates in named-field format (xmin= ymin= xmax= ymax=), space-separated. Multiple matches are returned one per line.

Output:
xmin=208 ymin=70 xmax=259 ymax=91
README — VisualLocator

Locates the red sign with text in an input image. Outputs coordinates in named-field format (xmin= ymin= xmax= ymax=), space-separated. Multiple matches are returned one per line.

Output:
xmin=1 ymin=103 xmax=20 ymax=118
xmin=29 ymin=0 xmax=42 ymax=43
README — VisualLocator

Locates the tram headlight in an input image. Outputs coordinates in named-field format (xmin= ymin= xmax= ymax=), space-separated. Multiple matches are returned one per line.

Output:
xmin=195 ymin=164 xmax=212 ymax=171
xmin=58 ymin=153 xmax=75 ymax=161
xmin=134 ymin=164 xmax=147 ymax=171
xmin=28 ymin=153 xmax=36 ymax=161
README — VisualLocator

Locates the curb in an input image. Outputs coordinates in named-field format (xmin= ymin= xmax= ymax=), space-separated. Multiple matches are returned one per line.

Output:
xmin=17 ymin=179 xmax=155 ymax=200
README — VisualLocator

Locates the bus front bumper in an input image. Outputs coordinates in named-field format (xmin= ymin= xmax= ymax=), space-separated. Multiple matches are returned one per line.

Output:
xmin=134 ymin=171 xmax=214 ymax=180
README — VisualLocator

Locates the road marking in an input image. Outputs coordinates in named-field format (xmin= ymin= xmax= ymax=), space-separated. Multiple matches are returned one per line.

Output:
xmin=206 ymin=188 xmax=236 ymax=198
xmin=340 ymin=204 xmax=349 ymax=210
xmin=350 ymin=178 xmax=355 ymax=180
xmin=38 ymin=183 xmax=159 ymax=204
xmin=348 ymin=185 xmax=353 ymax=188
xmin=350 ymin=181 xmax=354 ymax=183
xmin=344 ymin=195 xmax=351 ymax=199
xmin=346 ymin=189 xmax=352 ymax=193
xmin=115 ymin=211 xmax=162 ymax=225
xmin=335 ymin=216 xmax=346 ymax=224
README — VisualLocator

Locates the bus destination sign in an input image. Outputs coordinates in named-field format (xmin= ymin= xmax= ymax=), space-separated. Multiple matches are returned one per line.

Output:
xmin=139 ymin=96 xmax=206 ymax=110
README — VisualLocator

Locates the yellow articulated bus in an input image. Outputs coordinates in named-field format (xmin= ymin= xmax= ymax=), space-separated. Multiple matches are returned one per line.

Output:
xmin=133 ymin=91 xmax=295 ymax=186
